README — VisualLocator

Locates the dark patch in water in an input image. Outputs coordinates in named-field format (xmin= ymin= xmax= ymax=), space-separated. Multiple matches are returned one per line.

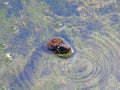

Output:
xmin=44 ymin=0 xmax=79 ymax=16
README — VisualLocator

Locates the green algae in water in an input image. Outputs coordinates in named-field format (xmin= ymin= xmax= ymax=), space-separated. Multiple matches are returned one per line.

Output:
xmin=0 ymin=0 xmax=120 ymax=90
xmin=0 ymin=9 xmax=16 ymax=43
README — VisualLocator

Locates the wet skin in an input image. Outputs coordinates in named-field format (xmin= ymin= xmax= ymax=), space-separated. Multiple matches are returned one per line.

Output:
xmin=47 ymin=38 xmax=72 ymax=57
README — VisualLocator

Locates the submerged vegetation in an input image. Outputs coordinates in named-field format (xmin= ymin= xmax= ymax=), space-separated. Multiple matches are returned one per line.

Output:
xmin=0 ymin=0 xmax=120 ymax=90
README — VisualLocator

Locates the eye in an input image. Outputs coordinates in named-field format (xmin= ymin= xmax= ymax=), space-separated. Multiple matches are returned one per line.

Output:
xmin=57 ymin=46 xmax=60 ymax=48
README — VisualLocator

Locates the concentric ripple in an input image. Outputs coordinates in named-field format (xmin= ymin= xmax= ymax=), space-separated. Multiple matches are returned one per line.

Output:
xmin=9 ymin=29 xmax=120 ymax=89
xmin=46 ymin=30 xmax=120 ymax=89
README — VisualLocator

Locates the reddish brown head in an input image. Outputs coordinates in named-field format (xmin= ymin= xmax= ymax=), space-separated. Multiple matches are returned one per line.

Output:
xmin=47 ymin=38 xmax=65 ymax=47
xmin=46 ymin=37 xmax=73 ymax=57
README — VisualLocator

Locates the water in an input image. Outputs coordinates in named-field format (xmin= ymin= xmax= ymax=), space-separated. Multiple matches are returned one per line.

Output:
xmin=0 ymin=0 xmax=120 ymax=90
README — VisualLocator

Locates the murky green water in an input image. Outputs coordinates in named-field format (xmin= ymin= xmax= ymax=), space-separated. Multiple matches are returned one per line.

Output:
xmin=0 ymin=0 xmax=120 ymax=90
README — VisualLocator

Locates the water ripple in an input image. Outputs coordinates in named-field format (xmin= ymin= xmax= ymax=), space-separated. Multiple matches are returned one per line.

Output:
xmin=45 ymin=30 xmax=120 ymax=89
xmin=9 ymin=30 xmax=120 ymax=89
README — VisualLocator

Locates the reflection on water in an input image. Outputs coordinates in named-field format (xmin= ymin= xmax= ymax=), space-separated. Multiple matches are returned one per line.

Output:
xmin=0 ymin=0 xmax=120 ymax=90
